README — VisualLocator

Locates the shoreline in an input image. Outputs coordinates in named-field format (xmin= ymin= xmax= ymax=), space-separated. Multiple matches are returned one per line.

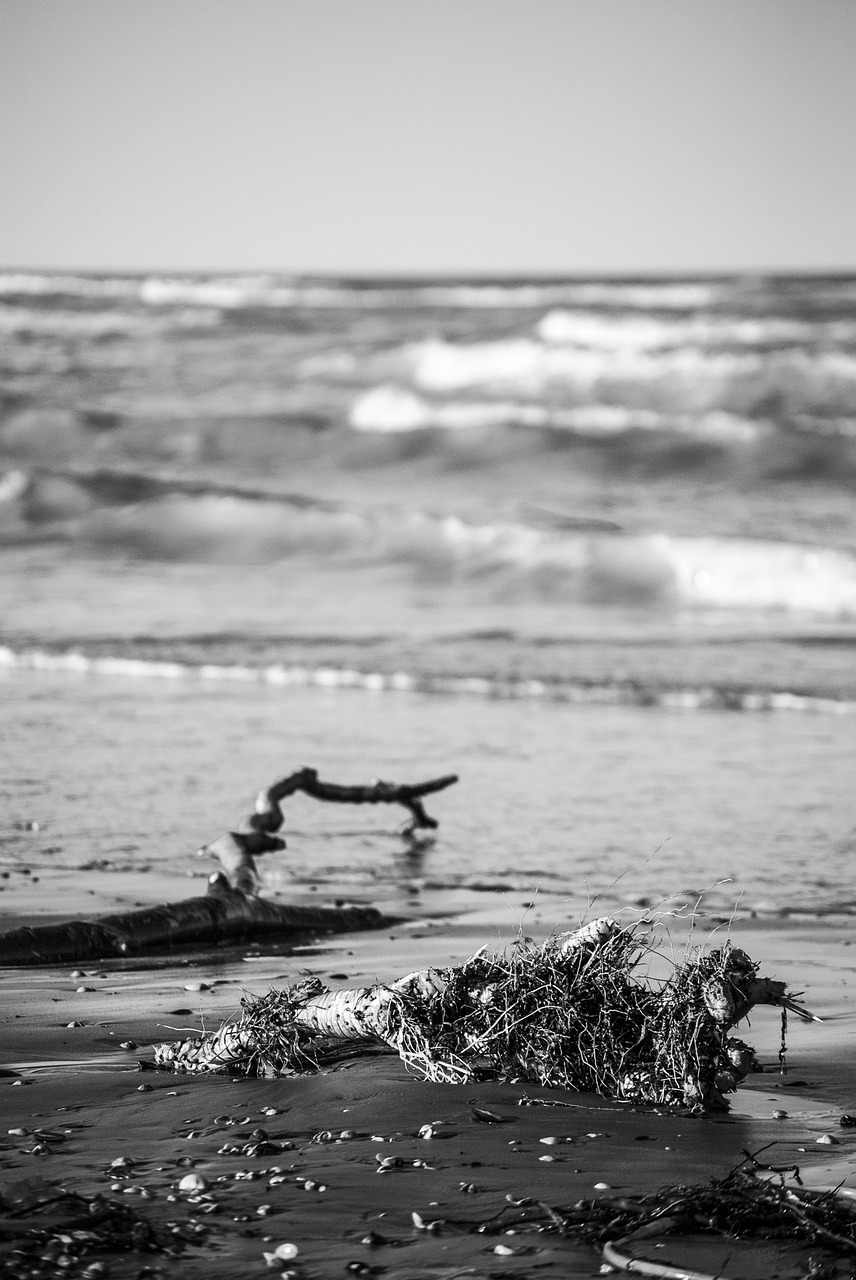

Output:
xmin=3 ymin=908 xmax=856 ymax=1278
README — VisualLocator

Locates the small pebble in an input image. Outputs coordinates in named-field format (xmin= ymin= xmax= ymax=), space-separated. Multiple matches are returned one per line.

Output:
xmin=137 ymin=1084 xmax=153 ymax=1092
xmin=539 ymin=1135 xmax=559 ymax=1145
xmin=593 ymin=1181 xmax=611 ymax=1190
xmin=773 ymin=1109 xmax=788 ymax=1119
xmin=8 ymin=1127 xmax=28 ymax=1136
xmin=66 ymin=1021 xmax=84 ymax=1028
xmin=272 ymin=1243 xmax=298 ymax=1261
xmin=120 ymin=1040 xmax=138 ymax=1050
xmin=183 ymin=981 xmax=211 ymax=992
xmin=817 ymin=1133 xmax=840 ymax=1145
xmin=76 ymin=985 xmax=94 ymax=993
xmin=178 ymin=1172 xmax=209 ymax=1192
xmin=494 ymin=1244 xmax=515 ymax=1255
xmin=361 ymin=1231 xmax=386 ymax=1246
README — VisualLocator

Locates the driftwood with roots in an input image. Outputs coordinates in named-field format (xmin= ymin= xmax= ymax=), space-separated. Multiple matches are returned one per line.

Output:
xmin=152 ymin=917 xmax=816 ymax=1112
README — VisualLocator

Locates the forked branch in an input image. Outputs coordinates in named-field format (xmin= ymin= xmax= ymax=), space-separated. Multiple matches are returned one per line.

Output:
xmin=248 ymin=767 xmax=459 ymax=836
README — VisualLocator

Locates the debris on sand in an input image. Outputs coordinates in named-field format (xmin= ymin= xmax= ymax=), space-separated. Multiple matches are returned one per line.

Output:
xmin=153 ymin=915 xmax=815 ymax=1111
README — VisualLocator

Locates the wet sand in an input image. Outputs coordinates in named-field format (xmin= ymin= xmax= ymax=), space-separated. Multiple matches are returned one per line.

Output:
xmin=3 ymin=882 xmax=856 ymax=1279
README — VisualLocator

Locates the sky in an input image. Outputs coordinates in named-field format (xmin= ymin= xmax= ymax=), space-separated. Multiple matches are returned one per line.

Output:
xmin=1 ymin=0 xmax=854 ymax=275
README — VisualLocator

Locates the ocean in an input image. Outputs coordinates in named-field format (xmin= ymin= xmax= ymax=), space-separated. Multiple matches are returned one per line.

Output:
xmin=1 ymin=270 xmax=855 ymax=930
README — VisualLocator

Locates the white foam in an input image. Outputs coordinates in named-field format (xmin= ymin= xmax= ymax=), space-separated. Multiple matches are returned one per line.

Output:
xmin=349 ymin=386 xmax=762 ymax=441
xmin=407 ymin=337 xmax=762 ymax=394
xmin=0 ymin=469 xmax=29 ymax=502
xmin=536 ymin=309 xmax=835 ymax=350
xmin=665 ymin=536 xmax=856 ymax=616
xmin=349 ymin=386 xmax=550 ymax=432
xmin=1 ymin=644 xmax=853 ymax=714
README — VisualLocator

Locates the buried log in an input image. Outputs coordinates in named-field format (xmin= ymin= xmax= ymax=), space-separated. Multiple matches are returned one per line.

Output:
xmin=152 ymin=917 xmax=817 ymax=1111
xmin=0 ymin=890 xmax=389 ymax=966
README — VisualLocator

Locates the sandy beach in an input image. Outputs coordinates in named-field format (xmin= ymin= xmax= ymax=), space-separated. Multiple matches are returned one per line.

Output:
xmin=3 ymin=268 xmax=856 ymax=1277
xmin=3 ymin=879 xmax=856 ymax=1279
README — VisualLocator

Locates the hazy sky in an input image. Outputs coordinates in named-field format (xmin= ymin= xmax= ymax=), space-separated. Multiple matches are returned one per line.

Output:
xmin=1 ymin=0 xmax=854 ymax=274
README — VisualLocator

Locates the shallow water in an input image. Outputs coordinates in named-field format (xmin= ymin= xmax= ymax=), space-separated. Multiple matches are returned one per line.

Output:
xmin=2 ymin=669 xmax=853 ymax=927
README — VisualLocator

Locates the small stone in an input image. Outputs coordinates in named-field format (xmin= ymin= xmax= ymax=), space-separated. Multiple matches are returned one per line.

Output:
xmin=539 ymin=1135 xmax=559 ymax=1145
xmin=817 ymin=1133 xmax=840 ymax=1145
xmin=494 ymin=1244 xmax=515 ymax=1255
xmin=360 ymin=1231 xmax=386 ymax=1247
xmin=594 ymin=1181 xmax=612 ymax=1190
xmin=538 ymin=1154 xmax=555 ymax=1162
xmin=138 ymin=1084 xmax=153 ymax=1092
xmin=76 ymin=986 xmax=94 ymax=993
xmin=120 ymin=1040 xmax=138 ymax=1050
xmin=272 ymin=1243 xmax=298 ymax=1261
xmin=183 ymin=981 xmax=211 ymax=992
xmin=178 ymin=1172 xmax=209 ymax=1192
xmin=8 ymin=1127 xmax=28 ymax=1136
xmin=66 ymin=1021 xmax=84 ymax=1028
xmin=110 ymin=1156 xmax=134 ymax=1168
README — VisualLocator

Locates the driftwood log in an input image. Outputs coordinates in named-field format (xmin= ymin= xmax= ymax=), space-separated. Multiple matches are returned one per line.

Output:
xmin=0 ymin=893 xmax=389 ymax=966
xmin=0 ymin=769 xmax=458 ymax=965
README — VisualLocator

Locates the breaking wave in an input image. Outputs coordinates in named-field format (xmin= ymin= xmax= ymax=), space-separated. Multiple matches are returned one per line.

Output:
xmin=3 ymin=468 xmax=855 ymax=619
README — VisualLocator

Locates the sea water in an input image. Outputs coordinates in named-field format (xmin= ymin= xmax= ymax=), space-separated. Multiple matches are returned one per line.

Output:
xmin=1 ymin=272 xmax=855 ymax=930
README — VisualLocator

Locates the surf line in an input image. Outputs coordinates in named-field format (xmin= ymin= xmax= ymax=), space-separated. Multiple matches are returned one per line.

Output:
xmin=1 ymin=645 xmax=854 ymax=716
